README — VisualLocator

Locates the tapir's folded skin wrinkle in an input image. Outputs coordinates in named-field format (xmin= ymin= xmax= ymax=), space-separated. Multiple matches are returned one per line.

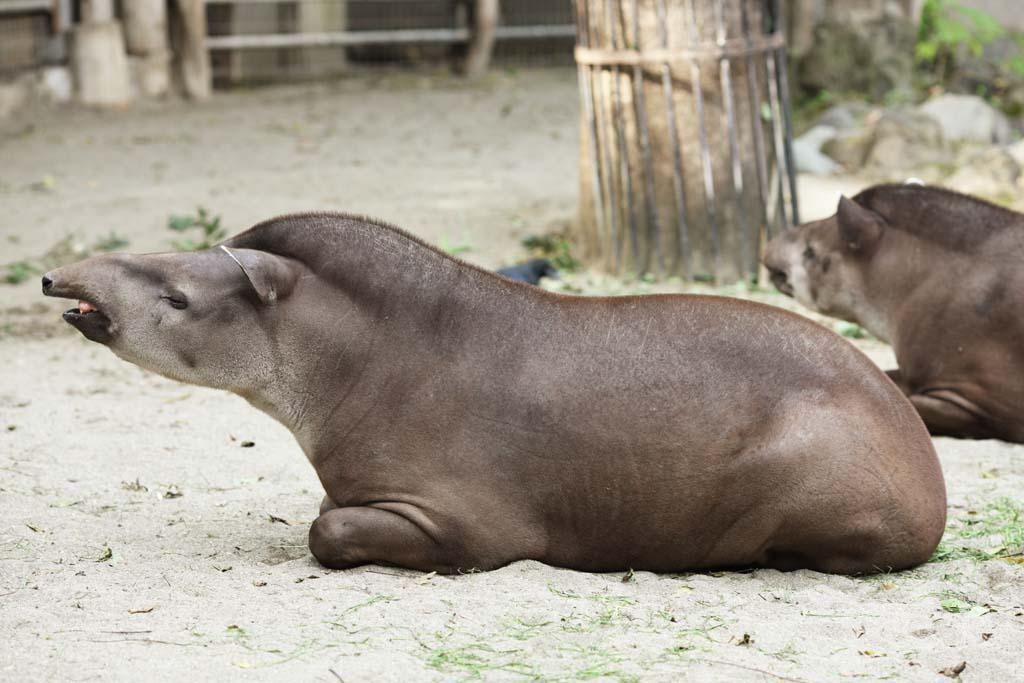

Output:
xmin=43 ymin=212 xmax=946 ymax=575
xmin=764 ymin=184 xmax=1024 ymax=444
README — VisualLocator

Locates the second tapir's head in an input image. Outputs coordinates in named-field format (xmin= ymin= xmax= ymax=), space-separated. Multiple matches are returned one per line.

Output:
xmin=761 ymin=193 xmax=890 ymax=337
xmin=41 ymin=246 xmax=303 ymax=391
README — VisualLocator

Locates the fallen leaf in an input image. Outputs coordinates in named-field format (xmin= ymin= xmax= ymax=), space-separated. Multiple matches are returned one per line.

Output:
xmin=981 ymin=633 xmax=992 ymax=641
xmin=128 ymin=606 xmax=155 ymax=614
xmin=25 ymin=524 xmax=45 ymax=533
xmin=96 ymin=547 xmax=113 ymax=562
xmin=733 ymin=633 xmax=753 ymax=646
xmin=621 ymin=568 xmax=635 ymax=583
xmin=213 ymin=565 xmax=233 ymax=573
xmin=122 ymin=478 xmax=148 ymax=492
xmin=416 ymin=571 xmax=437 ymax=585
xmin=267 ymin=514 xmax=291 ymax=526
xmin=240 ymin=441 xmax=255 ymax=448
xmin=939 ymin=661 xmax=967 ymax=678
xmin=162 ymin=486 xmax=183 ymax=499
xmin=253 ymin=580 xmax=267 ymax=587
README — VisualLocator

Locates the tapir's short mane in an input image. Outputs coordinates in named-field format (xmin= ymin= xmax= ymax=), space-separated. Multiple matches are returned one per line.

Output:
xmin=220 ymin=211 xmax=530 ymax=289
xmin=853 ymin=184 xmax=1022 ymax=251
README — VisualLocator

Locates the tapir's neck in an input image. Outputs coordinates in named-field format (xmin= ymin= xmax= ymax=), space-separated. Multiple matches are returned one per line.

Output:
xmin=225 ymin=216 xmax=545 ymax=458
xmin=859 ymin=230 xmax=949 ymax=343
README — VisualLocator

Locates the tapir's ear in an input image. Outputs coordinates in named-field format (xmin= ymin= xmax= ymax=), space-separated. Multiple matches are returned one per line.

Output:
xmin=836 ymin=196 xmax=885 ymax=253
xmin=220 ymin=246 xmax=299 ymax=304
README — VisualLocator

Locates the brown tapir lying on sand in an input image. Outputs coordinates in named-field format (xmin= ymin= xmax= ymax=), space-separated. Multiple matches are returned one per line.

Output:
xmin=763 ymin=184 xmax=1024 ymax=444
xmin=43 ymin=212 xmax=946 ymax=575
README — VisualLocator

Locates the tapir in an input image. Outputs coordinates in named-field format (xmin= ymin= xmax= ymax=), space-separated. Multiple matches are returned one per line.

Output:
xmin=763 ymin=184 xmax=1024 ymax=443
xmin=43 ymin=212 xmax=946 ymax=574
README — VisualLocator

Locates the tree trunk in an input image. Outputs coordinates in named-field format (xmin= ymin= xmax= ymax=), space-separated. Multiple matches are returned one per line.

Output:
xmin=573 ymin=0 xmax=797 ymax=283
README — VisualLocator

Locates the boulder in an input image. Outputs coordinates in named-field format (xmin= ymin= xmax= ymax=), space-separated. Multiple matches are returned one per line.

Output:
xmin=815 ymin=102 xmax=870 ymax=133
xmin=919 ymin=94 xmax=1013 ymax=145
xmin=946 ymin=146 xmax=1021 ymax=197
xmin=798 ymin=18 xmax=916 ymax=100
xmin=793 ymin=125 xmax=841 ymax=175
xmin=39 ymin=66 xmax=73 ymax=103
xmin=1008 ymin=139 xmax=1024 ymax=167
xmin=865 ymin=109 xmax=948 ymax=170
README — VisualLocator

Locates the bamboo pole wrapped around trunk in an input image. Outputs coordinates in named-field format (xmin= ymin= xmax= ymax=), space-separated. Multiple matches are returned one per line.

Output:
xmin=573 ymin=0 xmax=798 ymax=283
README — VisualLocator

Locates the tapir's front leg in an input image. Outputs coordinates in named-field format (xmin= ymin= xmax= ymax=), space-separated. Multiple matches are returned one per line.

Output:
xmin=308 ymin=506 xmax=456 ymax=573
xmin=886 ymin=369 xmax=994 ymax=439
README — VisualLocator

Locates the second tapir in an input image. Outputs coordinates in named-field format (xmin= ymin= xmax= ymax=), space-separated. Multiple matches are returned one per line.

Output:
xmin=43 ymin=212 xmax=946 ymax=574
xmin=764 ymin=184 xmax=1024 ymax=443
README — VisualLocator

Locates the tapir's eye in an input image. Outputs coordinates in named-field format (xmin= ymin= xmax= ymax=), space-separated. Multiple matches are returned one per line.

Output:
xmin=803 ymin=245 xmax=816 ymax=261
xmin=161 ymin=290 xmax=189 ymax=310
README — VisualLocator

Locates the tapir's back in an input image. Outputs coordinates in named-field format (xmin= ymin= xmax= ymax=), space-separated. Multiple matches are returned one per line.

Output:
xmin=458 ymin=291 xmax=947 ymax=573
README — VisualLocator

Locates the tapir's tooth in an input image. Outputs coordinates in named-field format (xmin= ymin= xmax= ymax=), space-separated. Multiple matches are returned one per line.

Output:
xmin=78 ymin=301 xmax=96 ymax=314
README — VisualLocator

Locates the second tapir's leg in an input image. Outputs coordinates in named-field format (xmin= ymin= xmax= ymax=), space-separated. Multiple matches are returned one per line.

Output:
xmin=319 ymin=495 xmax=338 ymax=515
xmin=886 ymin=370 xmax=994 ymax=439
xmin=309 ymin=506 xmax=455 ymax=573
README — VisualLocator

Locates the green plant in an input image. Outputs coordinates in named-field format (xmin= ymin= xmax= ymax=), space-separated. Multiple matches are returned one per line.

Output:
xmin=168 ymin=207 xmax=227 ymax=251
xmin=438 ymin=235 xmax=473 ymax=255
xmin=916 ymin=0 xmax=1024 ymax=111
xmin=521 ymin=233 xmax=581 ymax=272
xmin=93 ymin=231 xmax=130 ymax=252
xmin=3 ymin=261 xmax=40 ymax=284
xmin=930 ymin=497 xmax=1024 ymax=562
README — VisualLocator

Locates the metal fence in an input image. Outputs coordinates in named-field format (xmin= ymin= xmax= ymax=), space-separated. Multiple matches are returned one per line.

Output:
xmin=0 ymin=0 xmax=59 ymax=74
xmin=206 ymin=0 xmax=577 ymax=85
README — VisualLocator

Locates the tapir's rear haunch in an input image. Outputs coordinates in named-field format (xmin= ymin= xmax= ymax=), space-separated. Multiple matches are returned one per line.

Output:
xmin=764 ymin=184 xmax=1024 ymax=444
xmin=44 ymin=212 xmax=946 ymax=574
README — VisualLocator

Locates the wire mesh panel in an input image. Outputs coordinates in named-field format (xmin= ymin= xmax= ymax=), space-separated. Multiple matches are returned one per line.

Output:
xmin=573 ymin=0 xmax=799 ymax=283
xmin=0 ymin=7 xmax=52 ymax=74
xmin=206 ymin=0 xmax=577 ymax=85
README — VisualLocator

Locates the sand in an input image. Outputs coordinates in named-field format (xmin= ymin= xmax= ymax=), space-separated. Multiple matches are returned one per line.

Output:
xmin=1 ymin=69 xmax=1022 ymax=682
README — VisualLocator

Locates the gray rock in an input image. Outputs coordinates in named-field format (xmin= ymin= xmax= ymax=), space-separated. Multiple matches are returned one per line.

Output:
xmin=815 ymin=103 xmax=869 ymax=133
xmin=38 ymin=67 xmax=73 ymax=103
xmin=866 ymin=109 xmax=948 ymax=170
xmin=1007 ymin=139 xmax=1024 ymax=167
xmin=919 ymin=94 xmax=1013 ymax=145
xmin=946 ymin=146 xmax=1021 ymax=197
xmin=793 ymin=125 xmax=840 ymax=175
xmin=798 ymin=18 xmax=916 ymax=100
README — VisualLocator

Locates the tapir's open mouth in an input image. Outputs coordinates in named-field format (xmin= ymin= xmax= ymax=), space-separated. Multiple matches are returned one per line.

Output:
xmin=61 ymin=300 xmax=113 ymax=344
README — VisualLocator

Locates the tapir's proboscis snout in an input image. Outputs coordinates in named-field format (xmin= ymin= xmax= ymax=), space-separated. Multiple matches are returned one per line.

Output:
xmin=43 ymin=211 xmax=948 ymax=576
xmin=43 ymin=258 xmax=118 ymax=345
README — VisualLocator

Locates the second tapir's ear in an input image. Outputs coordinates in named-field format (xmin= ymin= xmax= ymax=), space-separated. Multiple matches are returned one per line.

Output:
xmin=220 ymin=246 xmax=299 ymax=304
xmin=836 ymin=196 xmax=885 ymax=253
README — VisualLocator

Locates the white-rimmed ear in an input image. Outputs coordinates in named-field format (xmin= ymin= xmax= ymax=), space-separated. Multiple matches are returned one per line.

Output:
xmin=220 ymin=246 xmax=298 ymax=304
xmin=836 ymin=196 xmax=885 ymax=253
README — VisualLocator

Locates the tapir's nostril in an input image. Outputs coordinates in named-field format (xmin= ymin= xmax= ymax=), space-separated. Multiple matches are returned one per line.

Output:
xmin=41 ymin=275 xmax=53 ymax=292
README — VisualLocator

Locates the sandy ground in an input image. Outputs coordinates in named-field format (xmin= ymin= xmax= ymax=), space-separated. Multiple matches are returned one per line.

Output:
xmin=2 ymin=69 xmax=1023 ymax=682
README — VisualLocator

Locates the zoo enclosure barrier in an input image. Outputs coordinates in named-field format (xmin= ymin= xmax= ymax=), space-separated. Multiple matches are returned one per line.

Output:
xmin=203 ymin=0 xmax=578 ymax=85
xmin=573 ymin=0 xmax=799 ymax=284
